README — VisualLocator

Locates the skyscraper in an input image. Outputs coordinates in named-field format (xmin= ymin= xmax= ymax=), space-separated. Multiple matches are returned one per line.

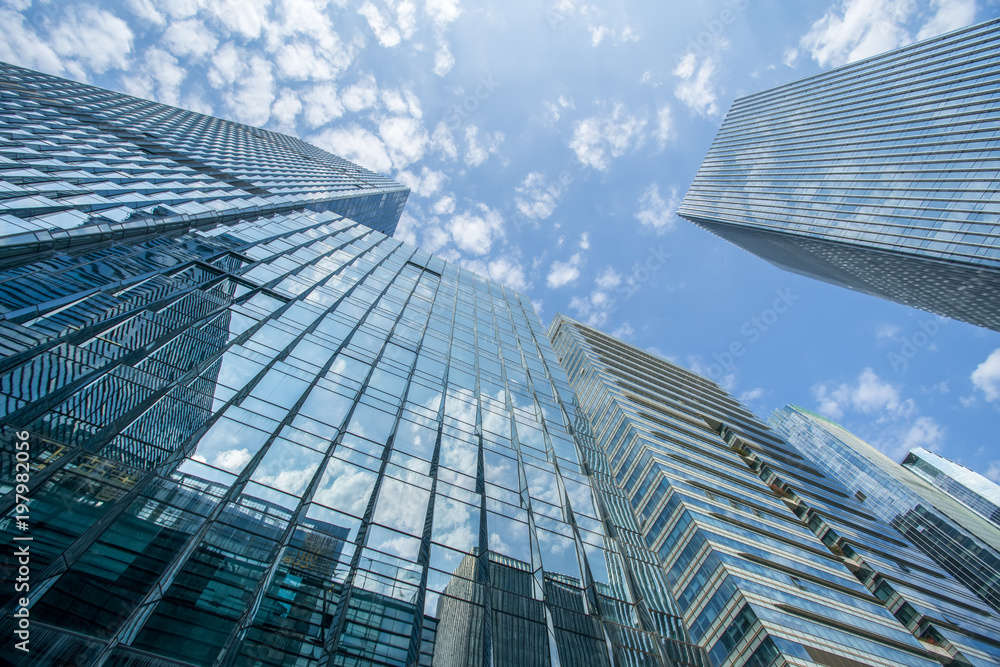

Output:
xmin=770 ymin=405 xmax=1000 ymax=614
xmin=0 ymin=64 xmax=706 ymax=666
xmin=903 ymin=448 xmax=1000 ymax=530
xmin=677 ymin=18 xmax=1000 ymax=331
xmin=0 ymin=60 xmax=409 ymax=250
xmin=548 ymin=314 xmax=1000 ymax=666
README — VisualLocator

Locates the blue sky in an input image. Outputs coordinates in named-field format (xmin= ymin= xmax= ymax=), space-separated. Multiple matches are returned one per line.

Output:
xmin=3 ymin=0 xmax=999 ymax=480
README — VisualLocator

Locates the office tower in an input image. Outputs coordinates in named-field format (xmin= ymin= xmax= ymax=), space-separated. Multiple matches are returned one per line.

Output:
xmin=677 ymin=19 xmax=1000 ymax=331
xmin=903 ymin=447 xmax=1000 ymax=529
xmin=0 ymin=60 xmax=408 ymax=250
xmin=0 ymin=65 xmax=707 ymax=666
xmin=770 ymin=405 xmax=1000 ymax=614
xmin=548 ymin=314 xmax=1000 ymax=667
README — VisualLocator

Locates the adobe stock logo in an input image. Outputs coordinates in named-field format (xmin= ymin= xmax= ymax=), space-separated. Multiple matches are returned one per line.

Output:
xmin=705 ymin=287 xmax=799 ymax=381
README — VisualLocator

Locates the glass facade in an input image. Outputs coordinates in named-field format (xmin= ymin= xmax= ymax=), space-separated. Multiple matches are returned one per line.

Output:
xmin=677 ymin=18 xmax=1000 ymax=331
xmin=0 ymin=214 xmax=707 ymax=666
xmin=548 ymin=314 xmax=1000 ymax=667
xmin=771 ymin=406 xmax=1000 ymax=617
xmin=0 ymin=63 xmax=707 ymax=666
xmin=0 ymin=61 xmax=409 ymax=250
xmin=903 ymin=448 xmax=1000 ymax=530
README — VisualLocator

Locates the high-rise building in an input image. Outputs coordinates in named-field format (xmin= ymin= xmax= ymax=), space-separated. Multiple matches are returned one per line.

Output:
xmin=770 ymin=405 xmax=1000 ymax=614
xmin=903 ymin=448 xmax=1000 ymax=530
xmin=548 ymin=314 xmax=1000 ymax=667
xmin=677 ymin=19 xmax=1000 ymax=331
xmin=0 ymin=60 xmax=408 ymax=250
xmin=0 ymin=64 xmax=706 ymax=666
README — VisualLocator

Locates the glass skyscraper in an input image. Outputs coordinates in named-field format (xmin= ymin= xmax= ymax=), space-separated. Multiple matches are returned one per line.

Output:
xmin=0 ymin=60 xmax=408 ymax=248
xmin=548 ymin=314 xmax=1000 ymax=667
xmin=677 ymin=18 xmax=1000 ymax=331
xmin=0 ymin=64 xmax=706 ymax=666
xmin=903 ymin=448 xmax=1000 ymax=530
xmin=770 ymin=405 xmax=1000 ymax=615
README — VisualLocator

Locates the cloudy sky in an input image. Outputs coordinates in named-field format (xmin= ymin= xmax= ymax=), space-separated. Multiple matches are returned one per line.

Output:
xmin=3 ymin=0 xmax=999 ymax=481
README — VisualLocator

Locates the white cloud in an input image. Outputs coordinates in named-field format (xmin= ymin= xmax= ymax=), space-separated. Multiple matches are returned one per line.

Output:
xmin=255 ymin=463 xmax=320 ymax=496
xmin=464 ymin=125 xmax=504 ymax=167
xmin=311 ymin=124 xmax=393 ymax=173
xmin=432 ymin=195 xmax=456 ymax=215
xmin=0 ymin=10 xmax=63 ymax=74
xmin=579 ymin=232 xmax=590 ymax=250
xmin=569 ymin=103 xmax=646 ymax=170
xmin=381 ymin=88 xmax=408 ymax=114
xmin=515 ymin=172 xmax=564 ymax=220
xmin=430 ymin=121 xmax=458 ymax=160
xmin=403 ymin=89 xmax=423 ymax=118
xmin=782 ymin=46 xmax=799 ymax=67
xmin=422 ymin=224 xmax=452 ymax=254
xmin=226 ymin=56 xmax=276 ymax=126
xmin=209 ymin=0 xmax=271 ymax=39
xmin=162 ymin=18 xmax=218 ymax=61
xmin=22 ymin=5 xmax=135 ymax=80
xmin=876 ymin=323 xmax=902 ymax=340
xmin=800 ymin=0 xmax=976 ymax=68
xmin=271 ymin=88 xmax=304 ymax=133
xmin=397 ymin=0 xmax=418 ymax=38
xmin=801 ymin=0 xmax=917 ymax=67
xmin=814 ymin=368 xmax=905 ymax=419
xmin=182 ymin=89 xmax=214 ymax=115
xmin=314 ymin=459 xmax=377 ymax=517
xmin=547 ymin=253 xmax=583 ymax=289
xmin=434 ymin=41 xmax=456 ymax=76
xmin=673 ymin=51 xmax=720 ymax=116
xmin=425 ymin=0 xmax=461 ymax=27
xmin=266 ymin=0 xmax=358 ymax=81
xmin=653 ymin=105 xmax=674 ymax=148
xmin=379 ymin=116 xmax=429 ymax=169
xmin=159 ymin=0 xmax=207 ymax=20
xmin=917 ymin=0 xmax=976 ymax=40
xmin=214 ymin=447 xmax=252 ymax=472
xmin=275 ymin=42 xmax=322 ymax=80
xmin=595 ymin=267 xmax=622 ymax=290
xmin=208 ymin=42 xmax=241 ymax=87
xmin=544 ymin=102 xmax=561 ymax=124
xmin=303 ymin=83 xmax=344 ymax=127
xmin=448 ymin=204 xmax=504 ymax=255
xmin=611 ymin=321 xmax=635 ymax=341
xmin=125 ymin=0 xmax=167 ymax=25
xmin=812 ymin=368 xmax=943 ymax=460
xmin=814 ymin=386 xmax=845 ymax=420
xmin=635 ymin=184 xmax=679 ymax=233
xmin=396 ymin=166 xmax=447 ymax=197
xmin=587 ymin=22 xmax=639 ymax=47
xmin=986 ymin=461 xmax=1000 ymax=484
xmin=895 ymin=416 xmax=945 ymax=457
xmin=971 ymin=348 xmax=1000 ymax=402
xmin=463 ymin=256 xmax=529 ymax=291
xmin=739 ymin=388 xmax=765 ymax=403
xmin=619 ymin=25 xmax=639 ymax=42
xmin=339 ymin=76 xmax=377 ymax=112
xmin=569 ymin=289 xmax=615 ymax=328
xmin=394 ymin=210 xmax=420 ymax=246
xmin=121 ymin=47 xmax=186 ymax=107
xmin=359 ymin=1 xmax=402 ymax=47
